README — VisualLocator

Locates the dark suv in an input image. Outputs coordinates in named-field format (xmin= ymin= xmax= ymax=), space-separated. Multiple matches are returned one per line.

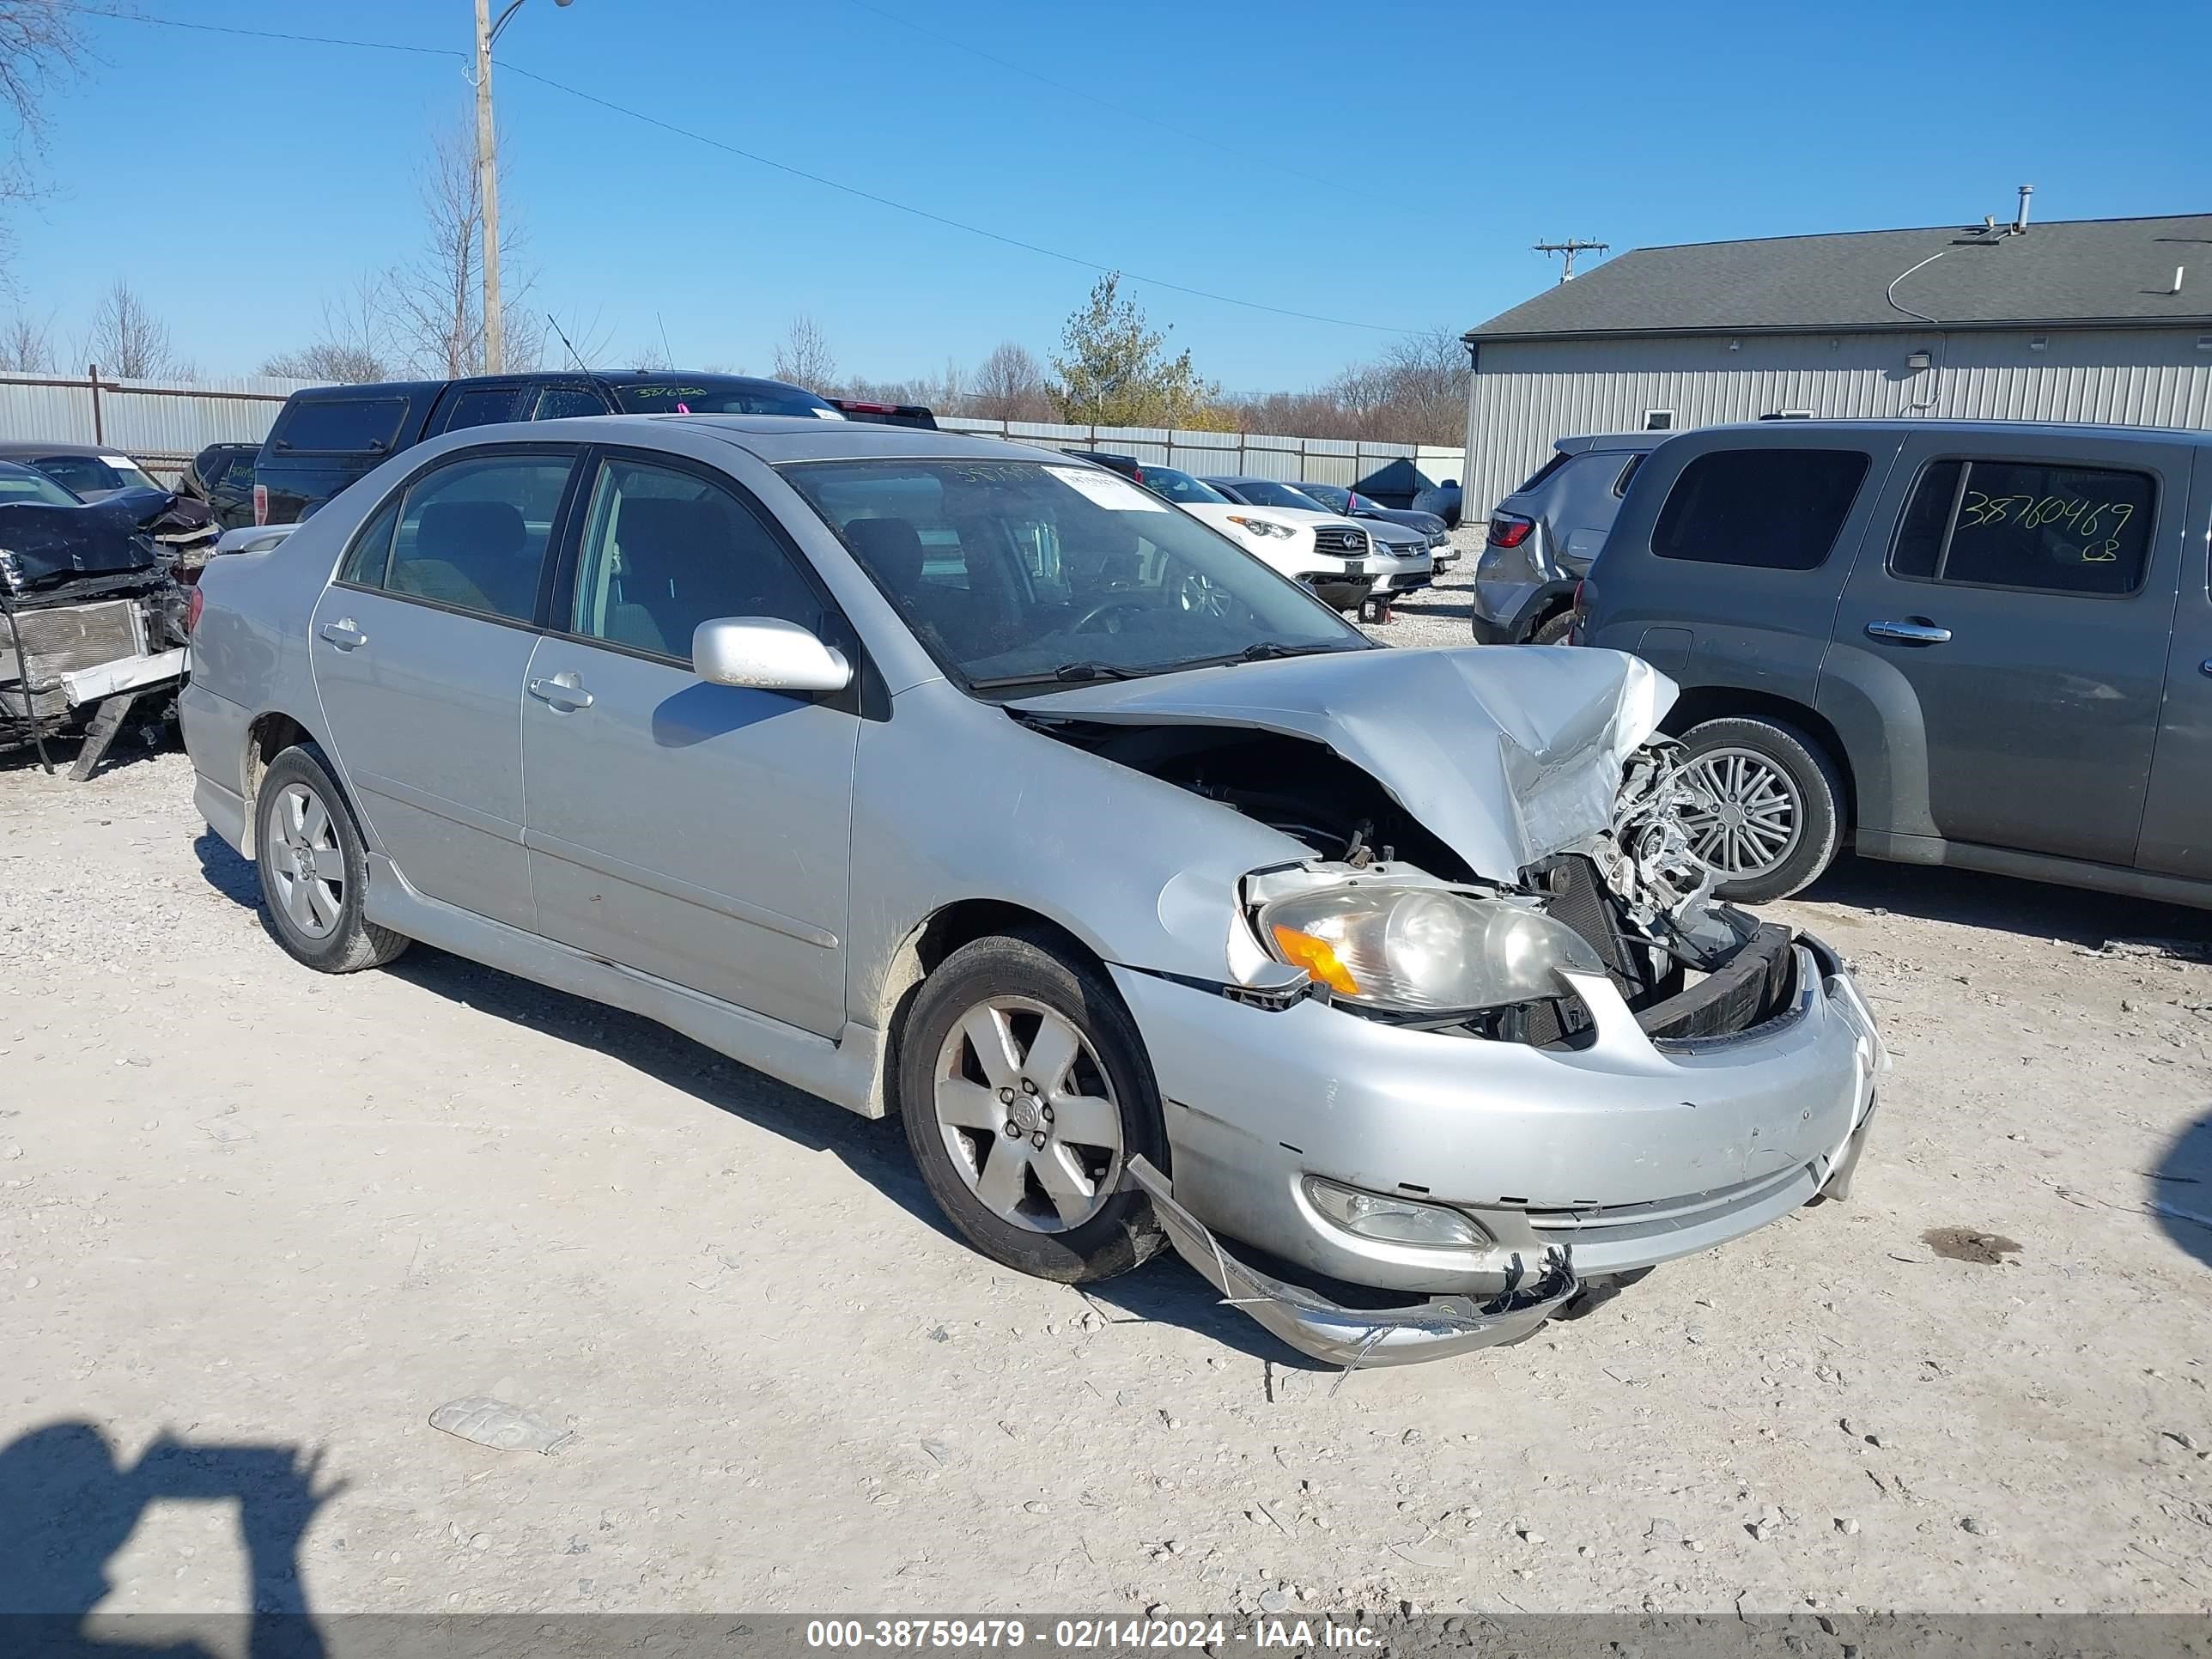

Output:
xmin=1580 ymin=420 xmax=2212 ymax=908
xmin=252 ymin=371 xmax=840 ymax=525
xmin=178 ymin=441 xmax=261 ymax=529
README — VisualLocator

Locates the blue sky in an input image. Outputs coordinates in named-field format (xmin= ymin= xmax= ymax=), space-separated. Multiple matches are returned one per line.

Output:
xmin=14 ymin=0 xmax=2211 ymax=389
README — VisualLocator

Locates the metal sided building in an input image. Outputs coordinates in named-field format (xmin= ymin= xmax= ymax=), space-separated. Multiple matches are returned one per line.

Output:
xmin=1457 ymin=205 xmax=2212 ymax=519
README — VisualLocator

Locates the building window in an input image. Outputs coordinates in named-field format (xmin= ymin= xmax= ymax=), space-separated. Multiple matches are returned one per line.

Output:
xmin=1642 ymin=410 xmax=1674 ymax=431
xmin=1888 ymin=458 xmax=2154 ymax=598
xmin=1652 ymin=448 xmax=1870 ymax=571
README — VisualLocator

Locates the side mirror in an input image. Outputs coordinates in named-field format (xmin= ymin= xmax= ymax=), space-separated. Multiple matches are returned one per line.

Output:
xmin=691 ymin=617 xmax=852 ymax=694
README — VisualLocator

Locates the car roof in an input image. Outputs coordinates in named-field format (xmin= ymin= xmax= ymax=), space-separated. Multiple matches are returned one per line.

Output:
xmin=484 ymin=412 xmax=1094 ymax=467
xmin=277 ymin=369 xmax=826 ymax=404
xmin=0 ymin=440 xmax=129 ymax=459
xmin=1686 ymin=416 xmax=2212 ymax=445
xmin=1554 ymin=432 xmax=1674 ymax=455
xmin=1201 ymin=474 xmax=1316 ymax=487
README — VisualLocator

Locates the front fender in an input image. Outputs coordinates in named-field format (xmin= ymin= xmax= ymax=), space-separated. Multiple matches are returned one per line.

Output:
xmin=845 ymin=680 xmax=1303 ymax=1024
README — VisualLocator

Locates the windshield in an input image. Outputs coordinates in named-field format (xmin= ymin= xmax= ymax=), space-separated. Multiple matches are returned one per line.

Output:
xmin=0 ymin=462 xmax=81 ymax=507
xmin=1226 ymin=478 xmax=1330 ymax=512
xmin=1296 ymin=483 xmax=1352 ymax=513
xmin=613 ymin=381 xmax=839 ymax=417
xmin=1141 ymin=466 xmax=1231 ymax=506
xmin=781 ymin=458 xmax=1368 ymax=690
xmin=30 ymin=453 xmax=158 ymax=496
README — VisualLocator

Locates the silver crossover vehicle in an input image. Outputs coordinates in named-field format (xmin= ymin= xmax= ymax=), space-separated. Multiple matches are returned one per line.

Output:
xmin=181 ymin=416 xmax=1882 ymax=1368
xmin=1470 ymin=432 xmax=1670 ymax=646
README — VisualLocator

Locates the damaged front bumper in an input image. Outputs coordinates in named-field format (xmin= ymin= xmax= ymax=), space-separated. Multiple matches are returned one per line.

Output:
xmin=1112 ymin=931 xmax=1882 ymax=1365
xmin=1127 ymin=1156 xmax=1579 ymax=1367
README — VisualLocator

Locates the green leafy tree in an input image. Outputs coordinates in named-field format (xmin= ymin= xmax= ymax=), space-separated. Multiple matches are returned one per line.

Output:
xmin=1048 ymin=273 xmax=1215 ymax=427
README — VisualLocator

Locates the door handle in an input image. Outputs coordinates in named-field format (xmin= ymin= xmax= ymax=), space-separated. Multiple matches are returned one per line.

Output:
xmin=2200 ymin=659 xmax=2212 ymax=678
xmin=319 ymin=619 xmax=367 ymax=650
xmin=1865 ymin=618 xmax=1952 ymax=646
xmin=527 ymin=672 xmax=593 ymax=711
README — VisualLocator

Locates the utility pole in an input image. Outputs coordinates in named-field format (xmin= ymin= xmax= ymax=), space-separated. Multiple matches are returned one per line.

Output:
xmin=473 ymin=0 xmax=504 ymax=374
xmin=1534 ymin=238 xmax=1609 ymax=283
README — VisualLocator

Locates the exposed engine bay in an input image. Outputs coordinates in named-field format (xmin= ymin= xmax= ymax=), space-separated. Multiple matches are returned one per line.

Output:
xmin=1018 ymin=711 xmax=1790 ymax=1048
xmin=1 ymin=487 xmax=203 ymax=775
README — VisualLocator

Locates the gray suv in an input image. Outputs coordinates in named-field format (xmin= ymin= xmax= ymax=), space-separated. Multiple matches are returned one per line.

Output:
xmin=1579 ymin=419 xmax=2212 ymax=907
xmin=1470 ymin=432 xmax=1669 ymax=645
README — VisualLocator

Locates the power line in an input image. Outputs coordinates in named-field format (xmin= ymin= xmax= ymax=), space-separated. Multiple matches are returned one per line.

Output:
xmin=836 ymin=0 xmax=1421 ymax=215
xmin=50 ymin=2 xmax=463 ymax=58
xmin=58 ymin=2 xmax=1415 ymax=336
xmin=495 ymin=63 xmax=1411 ymax=335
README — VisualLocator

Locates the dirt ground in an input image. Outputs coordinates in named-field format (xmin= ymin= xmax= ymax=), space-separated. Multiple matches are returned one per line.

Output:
xmin=3 ymin=568 xmax=2210 ymax=1620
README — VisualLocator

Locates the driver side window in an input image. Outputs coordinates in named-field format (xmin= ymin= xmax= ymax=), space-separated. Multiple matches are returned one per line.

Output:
xmin=568 ymin=458 xmax=825 ymax=661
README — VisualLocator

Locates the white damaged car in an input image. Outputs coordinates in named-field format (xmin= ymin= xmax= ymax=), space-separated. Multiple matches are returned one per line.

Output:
xmin=179 ymin=417 xmax=1881 ymax=1370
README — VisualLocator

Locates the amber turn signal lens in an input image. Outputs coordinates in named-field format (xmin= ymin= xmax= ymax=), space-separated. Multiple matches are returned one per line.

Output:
xmin=1271 ymin=924 xmax=1360 ymax=996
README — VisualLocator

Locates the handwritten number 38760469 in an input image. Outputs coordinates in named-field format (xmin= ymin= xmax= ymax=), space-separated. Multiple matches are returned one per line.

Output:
xmin=1958 ymin=490 xmax=2131 ymax=562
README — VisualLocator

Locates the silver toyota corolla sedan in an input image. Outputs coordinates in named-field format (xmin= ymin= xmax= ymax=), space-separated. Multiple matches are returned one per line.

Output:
xmin=180 ymin=416 xmax=1883 ymax=1369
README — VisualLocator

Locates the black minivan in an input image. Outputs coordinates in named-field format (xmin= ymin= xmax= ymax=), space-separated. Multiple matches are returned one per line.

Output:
xmin=252 ymin=371 xmax=842 ymax=525
xmin=1579 ymin=419 xmax=2212 ymax=909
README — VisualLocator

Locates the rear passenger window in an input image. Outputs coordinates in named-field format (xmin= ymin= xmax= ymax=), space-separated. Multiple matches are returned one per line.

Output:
xmin=381 ymin=453 xmax=574 ymax=622
xmin=1889 ymin=459 xmax=2154 ymax=597
xmin=1652 ymin=448 xmax=1869 ymax=571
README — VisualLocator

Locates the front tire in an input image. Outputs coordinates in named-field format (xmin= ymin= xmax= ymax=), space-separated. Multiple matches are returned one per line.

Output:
xmin=254 ymin=744 xmax=410 ymax=973
xmin=1677 ymin=717 xmax=1844 ymax=902
xmin=899 ymin=933 xmax=1167 ymax=1283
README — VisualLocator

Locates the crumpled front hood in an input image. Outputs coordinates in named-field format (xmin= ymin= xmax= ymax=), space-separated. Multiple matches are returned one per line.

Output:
xmin=1011 ymin=646 xmax=1676 ymax=881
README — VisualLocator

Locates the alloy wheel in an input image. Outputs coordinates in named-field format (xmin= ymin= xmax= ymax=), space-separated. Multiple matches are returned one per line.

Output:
xmin=266 ymin=781 xmax=345 ymax=939
xmin=933 ymin=996 xmax=1124 ymax=1234
xmin=1680 ymin=747 xmax=1801 ymax=881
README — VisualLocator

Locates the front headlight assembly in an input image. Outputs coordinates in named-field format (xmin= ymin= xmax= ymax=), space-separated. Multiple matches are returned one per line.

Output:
xmin=1259 ymin=884 xmax=1602 ymax=1013
xmin=1225 ymin=514 xmax=1296 ymax=540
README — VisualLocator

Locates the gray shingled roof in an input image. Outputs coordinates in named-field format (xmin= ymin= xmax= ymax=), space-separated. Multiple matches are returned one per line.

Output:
xmin=1468 ymin=215 xmax=2212 ymax=340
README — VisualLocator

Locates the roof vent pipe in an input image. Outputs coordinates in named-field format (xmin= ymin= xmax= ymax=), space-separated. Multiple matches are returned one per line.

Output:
xmin=2013 ymin=184 xmax=2034 ymax=234
xmin=2172 ymin=265 xmax=2187 ymax=295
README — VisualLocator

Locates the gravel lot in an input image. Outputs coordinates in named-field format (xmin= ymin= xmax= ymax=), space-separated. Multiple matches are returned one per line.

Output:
xmin=3 ymin=559 xmax=2209 ymax=1620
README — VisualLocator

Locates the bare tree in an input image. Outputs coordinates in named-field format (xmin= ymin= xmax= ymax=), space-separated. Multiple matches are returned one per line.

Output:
xmin=386 ymin=120 xmax=540 ymax=378
xmin=0 ymin=2 xmax=82 ymax=269
xmin=87 ymin=279 xmax=179 ymax=380
xmin=769 ymin=315 xmax=836 ymax=390
xmin=969 ymin=341 xmax=1050 ymax=421
xmin=261 ymin=272 xmax=395 ymax=383
xmin=0 ymin=308 xmax=53 ymax=372
xmin=1376 ymin=325 xmax=1469 ymax=444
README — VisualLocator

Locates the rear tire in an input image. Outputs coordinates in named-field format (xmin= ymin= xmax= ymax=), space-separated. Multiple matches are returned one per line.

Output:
xmin=254 ymin=744 xmax=410 ymax=973
xmin=1528 ymin=609 xmax=1576 ymax=647
xmin=899 ymin=933 xmax=1167 ymax=1284
xmin=1677 ymin=717 xmax=1844 ymax=903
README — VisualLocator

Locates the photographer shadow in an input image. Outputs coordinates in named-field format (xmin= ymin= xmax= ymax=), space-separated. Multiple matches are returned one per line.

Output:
xmin=0 ymin=1422 xmax=337 ymax=1658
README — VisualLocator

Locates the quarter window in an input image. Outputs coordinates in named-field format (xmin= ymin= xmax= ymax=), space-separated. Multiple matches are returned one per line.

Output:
xmin=441 ymin=386 xmax=528 ymax=432
xmin=337 ymin=496 xmax=401 ymax=586
xmin=1652 ymin=448 xmax=1869 ymax=571
xmin=568 ymin=459 xmax=825 ymax=661
xmin=532 ymin=386 xmax=610 ymax=420
xmin=380 ymin=453 xmax=573 ymax=621
xmin=1889 ymin=459 xmax=2154 ymax=597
